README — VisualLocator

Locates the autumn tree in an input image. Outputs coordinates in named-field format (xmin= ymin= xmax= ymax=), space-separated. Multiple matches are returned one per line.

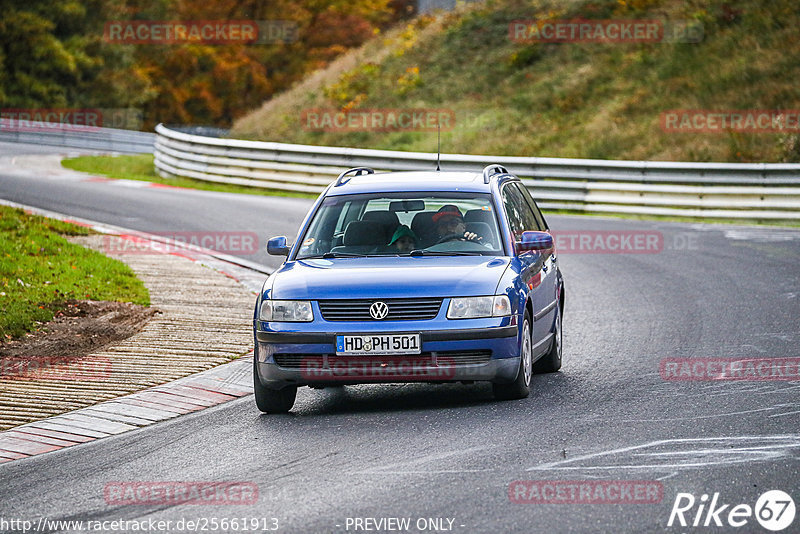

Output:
xmin=0 ymin=0 xmax=410 ymax=129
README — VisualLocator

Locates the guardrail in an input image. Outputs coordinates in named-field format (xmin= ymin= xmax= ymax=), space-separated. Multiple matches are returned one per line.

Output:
xmin=155 ymin=123 xmax=800 ymax=220
xmin=0 ymin=124 xmax=154 ymax=154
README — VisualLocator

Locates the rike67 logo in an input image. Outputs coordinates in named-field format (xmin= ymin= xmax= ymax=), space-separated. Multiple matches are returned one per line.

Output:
xmin=668 ymin=490 xmax=795 ymax=531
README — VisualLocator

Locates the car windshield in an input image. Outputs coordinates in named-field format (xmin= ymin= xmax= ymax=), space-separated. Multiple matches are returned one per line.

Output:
xmin=295 ymin=192 xmax=504 ymax=259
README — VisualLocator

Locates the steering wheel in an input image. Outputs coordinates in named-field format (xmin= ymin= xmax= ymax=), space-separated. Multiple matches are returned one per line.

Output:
xmin=435 ymin=233 xmax=472 ymax=245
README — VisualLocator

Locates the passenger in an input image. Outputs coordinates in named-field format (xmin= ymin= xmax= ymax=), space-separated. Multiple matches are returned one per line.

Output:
xmin=432 ymin=205 xmax=481 ymax=242
xmin=388 ymin=225 xmax=419 ymax=253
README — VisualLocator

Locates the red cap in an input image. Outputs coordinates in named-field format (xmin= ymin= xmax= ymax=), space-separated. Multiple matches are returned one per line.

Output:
xmin=432 ymin=205 xmax=463 ymax=224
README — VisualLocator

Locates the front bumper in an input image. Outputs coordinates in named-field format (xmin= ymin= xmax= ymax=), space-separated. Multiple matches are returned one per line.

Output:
xmin=254 ymin=320 xmax=521 ymax=389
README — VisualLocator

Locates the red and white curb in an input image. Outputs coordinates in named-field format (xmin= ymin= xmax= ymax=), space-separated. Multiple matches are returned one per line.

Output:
xmin=0 ymin=356 xmax=252 ymax=462
xmin=0 ymin=199 xmax=271 ymax=463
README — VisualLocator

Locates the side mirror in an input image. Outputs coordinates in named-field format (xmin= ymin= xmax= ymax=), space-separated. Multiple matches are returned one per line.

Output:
xmin=516 ymin=231 xmax=553 ymax=254
xmin=267 ymin=236 xmax=290 ymax=256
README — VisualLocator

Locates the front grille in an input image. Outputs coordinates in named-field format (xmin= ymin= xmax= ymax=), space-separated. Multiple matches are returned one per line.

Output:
xmin=272 ymin=350 xmax=491 ymax=370
xmin=439 ymin=350 xmax=492 ymax=365
xmin=318 ymin=298 xmax=443 ymax=321
xmin=273 ymin=354 xmax=307 ymax=368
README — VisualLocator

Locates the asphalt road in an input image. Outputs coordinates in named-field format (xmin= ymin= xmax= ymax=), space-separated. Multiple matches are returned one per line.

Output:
xmin=0 ymin=142 xmax=799 ymax=533
xmin=0 ymin=143 xmax=308 ymax=270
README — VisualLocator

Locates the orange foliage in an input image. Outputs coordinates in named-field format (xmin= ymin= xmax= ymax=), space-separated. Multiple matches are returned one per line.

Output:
xmin=132 ymin=0 xmax=401 ymax=129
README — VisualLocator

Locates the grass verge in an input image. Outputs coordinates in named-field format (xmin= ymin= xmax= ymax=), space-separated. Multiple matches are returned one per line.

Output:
xmin=62 ymin=154 xmax=317 ymax=199
xmin=0 ymin=206 xmax=150 ymax=340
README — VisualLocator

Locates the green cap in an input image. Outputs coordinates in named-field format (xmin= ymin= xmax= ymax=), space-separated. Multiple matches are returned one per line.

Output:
xmin=389 ymin=225 xmax=418 ymax=245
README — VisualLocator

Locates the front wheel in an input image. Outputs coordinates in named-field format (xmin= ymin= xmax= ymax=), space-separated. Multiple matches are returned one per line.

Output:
xmin=253 ymin=357 xmax=296 ymax=413
xmin=493 ymin=312 xmax=532 ymax=401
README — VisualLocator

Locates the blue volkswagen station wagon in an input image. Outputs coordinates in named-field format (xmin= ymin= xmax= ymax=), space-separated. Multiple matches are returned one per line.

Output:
xmin=253 ymin=165 xmax=564 ymax=413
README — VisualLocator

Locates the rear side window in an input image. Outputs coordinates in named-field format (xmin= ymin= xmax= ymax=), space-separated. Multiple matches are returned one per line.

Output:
xmin=501 ymin=182 xmax=541 ymax=239
xmin=513 ymin=182 xmax=548 ymax=231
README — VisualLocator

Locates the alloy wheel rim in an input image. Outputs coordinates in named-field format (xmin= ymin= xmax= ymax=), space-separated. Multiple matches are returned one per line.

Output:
xmin=523 ymin=319 xmax=532 ymax=386
xmin=555 ymin=311 xmax=562 ymax=362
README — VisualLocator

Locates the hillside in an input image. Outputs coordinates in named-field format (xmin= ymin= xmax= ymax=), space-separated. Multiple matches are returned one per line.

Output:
xmin=231 ymin=0 xmax=800 ymax=163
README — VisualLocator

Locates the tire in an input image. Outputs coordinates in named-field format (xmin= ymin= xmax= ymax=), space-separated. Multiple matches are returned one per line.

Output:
xmin=492 ymin=311 xmax=533 ymax=401
xmin=533 ymin=303 xmax=562 ymax=374
xmin=253 ymin=357 xmax=296 ymax=413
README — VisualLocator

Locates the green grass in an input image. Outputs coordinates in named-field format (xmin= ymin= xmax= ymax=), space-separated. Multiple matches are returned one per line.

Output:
xmin=0 ymin=206 xmax=150 ymax=340
xmin=62 ymin=154 xmax=155 ymax=181
xmin=231 ymin=0 xmax=800 ymax=164
xmin=62 ymin=154 xmax=317 ymax=199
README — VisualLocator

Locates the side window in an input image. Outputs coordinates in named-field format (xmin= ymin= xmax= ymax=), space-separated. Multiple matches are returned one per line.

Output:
xmin=325 ymin=200 xmax=363 ymax=249
xmin=514 ymin=183 xmax=547 ymax=231
xmin=335 ymin=200 xmax=362 ymax=235
xmin=501 ymin=183 xmax=539 ymax=240
xmin=333 ymin=202 xmax=351 ymax=234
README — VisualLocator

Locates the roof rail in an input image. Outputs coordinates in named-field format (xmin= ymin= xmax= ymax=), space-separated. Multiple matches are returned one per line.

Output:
xmin=335 ymin=167 xmax=375 ymax=186
xmin=482 ymin=164 xmax=509 ymax=184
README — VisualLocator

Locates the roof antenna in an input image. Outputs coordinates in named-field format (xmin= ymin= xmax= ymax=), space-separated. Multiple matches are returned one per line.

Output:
xmin=436 ymin=121 xmax=441 ymax=171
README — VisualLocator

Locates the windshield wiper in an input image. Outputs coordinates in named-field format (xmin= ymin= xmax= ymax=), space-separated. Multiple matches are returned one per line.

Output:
xmin=300 ymin=252 xmax=367 ymax=259
xmin=406 ymin=250 xmax=484 ymax=256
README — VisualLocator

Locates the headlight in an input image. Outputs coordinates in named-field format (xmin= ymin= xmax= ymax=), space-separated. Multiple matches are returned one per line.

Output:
xmin=447 ymin=295 xmax=511 ymax=319
xmin=259 ymin=300 xmax=313 ymax=322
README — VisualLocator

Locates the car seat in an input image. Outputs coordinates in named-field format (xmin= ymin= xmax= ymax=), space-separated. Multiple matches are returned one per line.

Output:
xmin=361 ymin=211 xmax=400 ymax=243
xmin=411 ymin=211 xmax=437 ymax=247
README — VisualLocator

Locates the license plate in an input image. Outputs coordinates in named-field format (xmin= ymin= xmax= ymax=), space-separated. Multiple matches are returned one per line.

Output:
xmin=336 ymin=334 xmax=421 ymax=356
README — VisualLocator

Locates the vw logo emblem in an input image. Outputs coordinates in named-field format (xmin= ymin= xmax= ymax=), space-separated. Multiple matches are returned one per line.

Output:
xmin=369 ymin=301 xmax=389 ymax=320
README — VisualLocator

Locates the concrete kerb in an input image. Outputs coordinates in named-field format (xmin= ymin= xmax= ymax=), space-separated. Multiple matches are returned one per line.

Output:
xmin=0 ymin=199 xmax=272 ymax=463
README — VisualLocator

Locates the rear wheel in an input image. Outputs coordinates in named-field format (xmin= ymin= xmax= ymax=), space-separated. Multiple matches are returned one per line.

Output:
xmin=253 ymin=357 xmax=296 ymax=413
xmin=493 ymin=312 xmax=532 ymax=401
xmin=533 ymin=304 xmax=562 ymax=374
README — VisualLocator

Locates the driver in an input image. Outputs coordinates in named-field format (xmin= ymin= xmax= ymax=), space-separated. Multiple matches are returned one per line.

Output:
xmin=432 ymin=205 xmax=481 ymax=242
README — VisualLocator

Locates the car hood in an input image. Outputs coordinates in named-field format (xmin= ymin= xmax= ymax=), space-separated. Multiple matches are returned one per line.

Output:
xmin=268 ymin=256 xmax=510 ymax=300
